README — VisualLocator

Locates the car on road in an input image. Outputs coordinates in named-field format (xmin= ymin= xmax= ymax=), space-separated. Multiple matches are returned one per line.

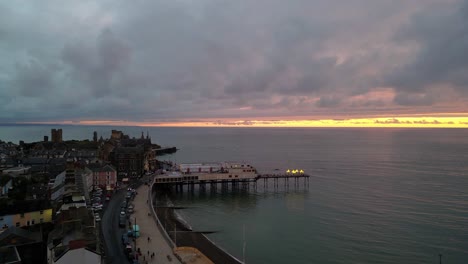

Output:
xmin=105 ymin=196 xmax=110 ymax=201
xmin=121 ymin=233 xmax=129 ymax=245
xmin=119 ymin=216 xmax=126 ymax=228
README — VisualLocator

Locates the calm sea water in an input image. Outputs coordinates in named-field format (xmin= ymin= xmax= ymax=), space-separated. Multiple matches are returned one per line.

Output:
xmin=2 ymin=125 xmax=468 ymax=263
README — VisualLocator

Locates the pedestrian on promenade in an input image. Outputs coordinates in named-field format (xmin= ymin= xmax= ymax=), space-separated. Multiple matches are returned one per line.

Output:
xmin=147 ymin=250 xmax=150 ymax=256
xmin=147 ymin=236 xmax=150 ymax=243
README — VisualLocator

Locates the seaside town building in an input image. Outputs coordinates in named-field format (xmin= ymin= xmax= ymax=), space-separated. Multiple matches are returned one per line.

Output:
xmin=47 ymin=193 xmax=102 ymax=264
xmin=0 ymin=200 xmax=52 ymax=229
xmin=51 ymin=129 xmax=63 ymax=143
xmin=0 ymin=178 xmax=12 ymax=196
xmin=0 ymin=128 xmax=175 ymax=264
xmin=110 ymin=146 xmax=145 ymax=179
xmin=87 ymin=164 xmax=117 ymax=191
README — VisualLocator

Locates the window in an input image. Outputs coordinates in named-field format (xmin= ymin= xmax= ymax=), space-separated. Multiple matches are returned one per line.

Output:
xmin=40 ymin=218 xmax=43 ymax=223
xmin=40 ymin=210 xmax=44 ymax=215
xmin=16 ymin=222 xmax=20 ymax=227
xmin=31 ymin=220 xmax=35 ymax=225
xmin=20 ymin=213 xmax=24 ymax=218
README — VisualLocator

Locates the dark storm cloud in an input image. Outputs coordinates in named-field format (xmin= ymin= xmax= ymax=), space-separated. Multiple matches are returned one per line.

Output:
xmin=61 ymin=29 xmax=131 ymax=97
xmin=384 ymin=0 xmax=468 ymax=104
xmin=393 ymin=92 xmax=434 ymax=106
xmin=1 ymin=0 xmax=467 ymax=123
xmin=316 ymin=95 xmax=342 ymax=108
xmin=14 ymin=59 xmax=55 ymax=97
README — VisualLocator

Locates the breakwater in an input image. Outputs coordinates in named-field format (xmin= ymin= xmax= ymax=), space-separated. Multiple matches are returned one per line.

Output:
xmin=154 ymin=147 xmax=177 ymax=155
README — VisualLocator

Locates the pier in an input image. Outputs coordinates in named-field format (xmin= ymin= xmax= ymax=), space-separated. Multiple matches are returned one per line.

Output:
xmin=258 ymin=173 xmax=310 ymax=189
xmin=150 ymin=163 xmax=310 ymax=263
xmin=152 ymin=172 xmax=310 ymax=192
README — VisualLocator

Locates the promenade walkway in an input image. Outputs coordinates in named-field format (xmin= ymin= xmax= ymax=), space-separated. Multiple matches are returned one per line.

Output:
xmin=131 ymin=183 xmax=181 ymax=264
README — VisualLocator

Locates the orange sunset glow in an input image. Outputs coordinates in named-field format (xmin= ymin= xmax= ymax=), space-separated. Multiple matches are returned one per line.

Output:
xmin=21 ymin=116 xmax=468 ymax=128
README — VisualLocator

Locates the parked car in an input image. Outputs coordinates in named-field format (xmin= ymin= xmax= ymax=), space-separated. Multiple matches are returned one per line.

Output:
xmin=119 ymin=216 xmax=126 ymax=228
xmin=121 ymin=233 xmax=129 ymax=245
xmin=120 ymin=211 xmax=126 ymax=216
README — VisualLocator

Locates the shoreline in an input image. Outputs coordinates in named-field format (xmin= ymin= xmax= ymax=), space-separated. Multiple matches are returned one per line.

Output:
xmin=152 ymin=186 xmax=242 ymax=264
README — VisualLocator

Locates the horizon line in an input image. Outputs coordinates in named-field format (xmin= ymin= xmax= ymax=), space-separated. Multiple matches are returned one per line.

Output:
xmin=4 ymin=116 xmax=468 ymax=128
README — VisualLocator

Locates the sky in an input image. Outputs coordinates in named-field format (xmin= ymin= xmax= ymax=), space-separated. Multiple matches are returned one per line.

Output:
xmin=1 ymin=0 xmax=468 ymax=127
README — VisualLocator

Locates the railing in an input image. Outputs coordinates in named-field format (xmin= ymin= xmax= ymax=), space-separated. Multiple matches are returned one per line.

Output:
xmin=148 ymin=179 xmax=176 ymax=248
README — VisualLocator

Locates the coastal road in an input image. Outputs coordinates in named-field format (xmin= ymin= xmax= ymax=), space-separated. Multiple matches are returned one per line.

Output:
xmin=102 ymin=189 xmax=130 ymax=264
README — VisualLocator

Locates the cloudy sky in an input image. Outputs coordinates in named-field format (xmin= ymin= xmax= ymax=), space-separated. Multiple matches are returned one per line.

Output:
xmin=1 ymin=0 xmax=468 ymax=127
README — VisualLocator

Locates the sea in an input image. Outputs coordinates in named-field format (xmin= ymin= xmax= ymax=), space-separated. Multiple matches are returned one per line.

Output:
xmin=1 ymin=125 xmax=468 ymax=264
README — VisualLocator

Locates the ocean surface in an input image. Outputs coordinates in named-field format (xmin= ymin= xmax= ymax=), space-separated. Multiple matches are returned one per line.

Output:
xmin=2 ymin=125 xmax=468 ymax=263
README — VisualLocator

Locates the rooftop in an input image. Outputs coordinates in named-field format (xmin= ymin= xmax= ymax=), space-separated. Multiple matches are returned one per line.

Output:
xmin=0 ymin=200 xmax=51 ymax=216
xmin=0 ymin=246 xmax=20 ymax=264
xmin=86 ymin=164 xmax=116 ymax=173
xmin=0 ymin=227 xmax=42 ymax=247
